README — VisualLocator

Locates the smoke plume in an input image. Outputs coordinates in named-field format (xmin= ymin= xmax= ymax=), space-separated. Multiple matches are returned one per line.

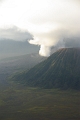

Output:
xmin=0 ymin=0 xmax=80 ymax=56
xmin=29 ymin=28 xmax=80 ymax=56
xmin=29 ymin=0 xmax=80 ymax=56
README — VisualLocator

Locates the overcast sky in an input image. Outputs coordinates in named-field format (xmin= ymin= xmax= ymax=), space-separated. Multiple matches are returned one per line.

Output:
xmin=0 ymin=0 xmax=80 ymax=56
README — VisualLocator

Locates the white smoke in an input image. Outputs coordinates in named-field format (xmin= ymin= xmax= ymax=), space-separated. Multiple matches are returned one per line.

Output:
xmin=29 ymin=35 xmax=58 ymax=56
xmin=39 ymin=45 xmax=51 ymax=57
xmin=29 ymin=28 xmax=80 ymax=56
xmin=0 ymin=0 xmax=80 ymax=56
xmin=28 ymin=0 xmax=80 ymax=57
xmin=29 ymin=27 xmax=80 ymax=56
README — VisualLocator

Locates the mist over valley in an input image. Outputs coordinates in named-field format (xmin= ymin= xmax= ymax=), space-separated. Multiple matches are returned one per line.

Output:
xmin=0 ymin=0 xmax=80 ymax=119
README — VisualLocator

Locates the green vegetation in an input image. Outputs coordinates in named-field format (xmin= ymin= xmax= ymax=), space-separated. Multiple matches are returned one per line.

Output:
xmin=11 ymin=48 xmax=80 ymax=90
xmin=0 ymin=48 xmax=80 ymax=120
xmin=0 ymin=85 xmax=80 ymax=120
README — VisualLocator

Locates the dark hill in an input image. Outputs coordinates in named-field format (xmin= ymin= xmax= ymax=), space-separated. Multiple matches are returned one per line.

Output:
xmin=11 ymin=48 xmax=80 ymax=90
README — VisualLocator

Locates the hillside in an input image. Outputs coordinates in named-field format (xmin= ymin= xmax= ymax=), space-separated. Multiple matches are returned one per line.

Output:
xmin=0 ymin=52 xmax=45 ymax=77
xmin=11 ymin=48 xmax=80 ymax=90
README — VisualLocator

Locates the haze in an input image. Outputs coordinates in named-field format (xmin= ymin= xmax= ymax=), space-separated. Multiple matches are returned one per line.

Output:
xmin=0 ymin=0 xmax=80 ymax=56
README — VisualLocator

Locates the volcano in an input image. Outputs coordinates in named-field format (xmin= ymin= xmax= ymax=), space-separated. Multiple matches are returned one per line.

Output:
xmin=12 ymin=48 xmax=80 ymax=90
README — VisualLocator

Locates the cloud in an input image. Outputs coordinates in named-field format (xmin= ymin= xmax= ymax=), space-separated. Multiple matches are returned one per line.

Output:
xmin=64 ymin=37 xmax=80 ymax=48
xmin=29 ymin=26 xmax=80 ymax=56
xmin=0 ymin=26 xmax=33 ymax=41
xmin=73 ymin=0 xmax=80 ymax=3
xmin=0 ymin=0 xmax=80 ymax=56
xmin=29 ymin=0 xmax=80 ymax=56
xmin=0 ymin=0 xmax=5 ymax=4
xmin=0 ymin=0 xmax=3 ymax=2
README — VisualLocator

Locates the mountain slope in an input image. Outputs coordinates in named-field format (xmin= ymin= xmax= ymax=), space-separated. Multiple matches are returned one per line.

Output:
xmin=0 ymin=53 xmax=46 ymax=75
xmin=12 ymin=48 xmax=80 ymax=90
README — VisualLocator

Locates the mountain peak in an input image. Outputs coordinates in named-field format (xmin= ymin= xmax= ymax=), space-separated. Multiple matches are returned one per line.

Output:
xmin=12 ymin=48 xmax=80 ymax=90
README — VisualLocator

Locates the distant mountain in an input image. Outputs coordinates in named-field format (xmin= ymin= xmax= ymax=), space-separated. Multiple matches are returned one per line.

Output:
xmin=0 ymin=53 xmax=46 ymax=74
xmin=11 ymin=48 xmax=80 ymax=90
xmin=0 ymin=39 xmax=39 ymax=59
